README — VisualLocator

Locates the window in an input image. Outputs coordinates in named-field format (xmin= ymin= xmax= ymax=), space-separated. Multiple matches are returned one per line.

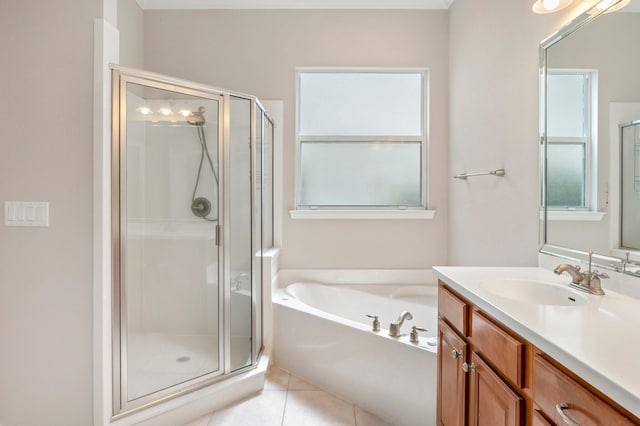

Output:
xmin=546 ymin=70 xmax=596 ymax=209
xmin=295 ymin=69 xmax=428 ymax=214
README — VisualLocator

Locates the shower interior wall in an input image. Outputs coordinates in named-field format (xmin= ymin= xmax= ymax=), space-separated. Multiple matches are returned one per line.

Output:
xmin=124 ymin=93 xmax=222 ymax=348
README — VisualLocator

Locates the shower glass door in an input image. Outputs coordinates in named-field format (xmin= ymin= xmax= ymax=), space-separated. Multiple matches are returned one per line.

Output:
xmin=116 ymin=77 xmax=224 ymax=408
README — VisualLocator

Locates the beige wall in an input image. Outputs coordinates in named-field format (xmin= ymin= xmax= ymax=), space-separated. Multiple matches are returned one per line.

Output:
xmin=448 ymin=0 xmax=584 ymax=266
xmin=143 ymin=10 xmax=450 ymax=269
xmin=0 ymin=1 xmax=100 ymax=425
xmin=118 ymin=0 xmax=144 ymax=69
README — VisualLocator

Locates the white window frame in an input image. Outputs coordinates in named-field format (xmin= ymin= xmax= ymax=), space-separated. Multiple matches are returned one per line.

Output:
xmin=291 ymin=67 xmax=433 ymax=220
xmin=546 ymin=69 xmax=599 ymax=217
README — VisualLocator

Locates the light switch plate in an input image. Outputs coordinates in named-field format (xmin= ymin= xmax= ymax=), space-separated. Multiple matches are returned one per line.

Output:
xmin=4 ymin=201 xmax=49 ymax=227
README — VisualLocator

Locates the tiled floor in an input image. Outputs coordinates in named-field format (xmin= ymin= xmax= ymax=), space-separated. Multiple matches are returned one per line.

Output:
xmin=182 ymin=365 xmax=393 ymax=426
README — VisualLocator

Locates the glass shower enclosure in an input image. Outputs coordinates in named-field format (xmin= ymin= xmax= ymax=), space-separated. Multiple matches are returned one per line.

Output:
xmin=111 ymin=67 xmax=273 ymax=415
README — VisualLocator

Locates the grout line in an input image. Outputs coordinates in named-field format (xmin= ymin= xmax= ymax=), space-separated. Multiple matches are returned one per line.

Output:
xmin=204 ymin=411 xmax=214 ymax=426
xmin=281 ymin=384 xmax=289 ymax=426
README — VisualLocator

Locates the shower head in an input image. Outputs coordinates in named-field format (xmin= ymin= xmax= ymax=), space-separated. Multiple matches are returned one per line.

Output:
xmin=186 ymin=106 xmax=206 ymax=126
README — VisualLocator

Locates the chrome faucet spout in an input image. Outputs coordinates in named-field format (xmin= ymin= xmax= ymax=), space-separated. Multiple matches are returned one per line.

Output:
xmin=395 ymin=311 xmax=413 ymax=325
xmin=553 ymin=264 xmax=584 ymax=284
xmin=389 ymin=311 xmax=413 ymax=337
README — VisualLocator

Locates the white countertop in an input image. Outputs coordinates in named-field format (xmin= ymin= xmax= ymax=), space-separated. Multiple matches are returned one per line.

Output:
xmin=433 ymin=266 xmax=640 ymax=419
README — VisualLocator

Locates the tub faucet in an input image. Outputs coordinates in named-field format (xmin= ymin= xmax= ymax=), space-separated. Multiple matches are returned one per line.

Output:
xmin=389 ymin=311 xmax=413 ymax=337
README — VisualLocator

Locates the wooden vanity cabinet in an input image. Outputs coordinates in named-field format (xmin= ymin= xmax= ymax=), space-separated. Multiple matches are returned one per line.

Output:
xmin=532 ymin=410 xmax=553 ymax=426
xmin=437 ymin=282 xmax=524 ymax=426
xmin=437 ymin=281 xmax=640 ymax=426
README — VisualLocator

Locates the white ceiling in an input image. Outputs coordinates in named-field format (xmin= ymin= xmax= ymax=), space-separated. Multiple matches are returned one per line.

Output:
xmin=135 ymin=0 xmax=640 ymax=11
xmin=623 ymin=1 xmax=640 ymax=11
xmin=136 ymin=0 xmax=455 ymax=10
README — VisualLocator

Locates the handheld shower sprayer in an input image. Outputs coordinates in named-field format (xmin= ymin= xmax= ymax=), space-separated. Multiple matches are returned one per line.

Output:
xmin=187 ymin=106 xmax=219 ymax=222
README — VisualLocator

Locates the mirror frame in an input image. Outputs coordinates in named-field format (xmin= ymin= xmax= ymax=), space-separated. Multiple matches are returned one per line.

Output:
xmin=538 ymin=0 xmax=635 ymax=274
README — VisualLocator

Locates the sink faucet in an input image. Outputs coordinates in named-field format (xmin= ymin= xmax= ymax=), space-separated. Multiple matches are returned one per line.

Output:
xmin=553 ymin=251 xmax=608 ymax=295
xmin=389 ymin=311 xmax=413 ymax=337
xmin=553 ymin=264 xmax=584 ymax=284
xmin=610 ymin=251 xmax=640 ymax=272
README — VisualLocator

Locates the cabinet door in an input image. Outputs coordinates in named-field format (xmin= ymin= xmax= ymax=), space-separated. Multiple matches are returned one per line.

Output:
xmin=468 ymin=352 xmax=523 ymax=426
xmin=437 ymin=319 xmax=468 ymax=426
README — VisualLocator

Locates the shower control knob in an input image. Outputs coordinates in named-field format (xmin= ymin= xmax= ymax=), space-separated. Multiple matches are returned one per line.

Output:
xmin=191 ymin=197 xmax=212 ymax=218
xmin=365 ymin=314 xmax=380 ymax=332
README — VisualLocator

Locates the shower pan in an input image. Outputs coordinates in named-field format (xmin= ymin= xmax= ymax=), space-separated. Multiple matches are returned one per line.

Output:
xmin=111 ymin=67 xmax=274 ymax=416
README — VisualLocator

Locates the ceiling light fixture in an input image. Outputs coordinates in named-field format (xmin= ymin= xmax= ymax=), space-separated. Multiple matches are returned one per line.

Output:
xmin=532 ymin=0 xmax=573 ymax=13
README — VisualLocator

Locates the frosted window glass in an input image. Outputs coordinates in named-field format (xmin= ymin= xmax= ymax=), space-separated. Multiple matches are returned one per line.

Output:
xmin=547 ymin=74 xmax=586 ymax=138
xmin=547 ymin=143 xmax=585 ymax=207
xmin=299 ymin=142 xmax=421 ymax=206
xmin=299 ymin=72 xmax=422 ymax=137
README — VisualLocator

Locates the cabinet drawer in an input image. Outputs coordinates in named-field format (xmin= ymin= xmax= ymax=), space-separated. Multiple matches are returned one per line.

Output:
xmin=533 ymin=409 xmax=554 ymax=426
xmin=470 ymin=310 xmax=524 ymax=387
xmin=533 ymin=355 xmax=636 ymax=426
xmin=438 ymin=283 xmax=468 ymax=336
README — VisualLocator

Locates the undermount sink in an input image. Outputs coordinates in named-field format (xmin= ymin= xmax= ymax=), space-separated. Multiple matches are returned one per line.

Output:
xmin=480 ymin=279 xmax=589 ymax=306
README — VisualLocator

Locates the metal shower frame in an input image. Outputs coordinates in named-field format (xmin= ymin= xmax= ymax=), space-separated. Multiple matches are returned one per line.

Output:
xmin=110 ymin=65 xmax=273 ymax=418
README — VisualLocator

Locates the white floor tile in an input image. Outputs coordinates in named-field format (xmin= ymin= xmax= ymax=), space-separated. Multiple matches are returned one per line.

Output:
xmin=354 ymin=406 xmax=393 ymax=426
xmin=288 ymin=375 xmax=320 ymax=391
xmin=180 ymin=365 xmax=389 ymax=426
xmin=283 ymin=390 xmax=356 ymax=426
xmin=208 ymin=390 xmax=287 ymax=426
xmin=182 ymin=412 xmax=213 ymax=426
xmin=265 ymin=365 xmax=290 ymax=390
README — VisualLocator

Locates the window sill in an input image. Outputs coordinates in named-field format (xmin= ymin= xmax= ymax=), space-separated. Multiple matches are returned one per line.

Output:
xmin=289 ymin=209 xmax=436 ymax=220
xmin=544 ymin=210 xmax=606 ymax=221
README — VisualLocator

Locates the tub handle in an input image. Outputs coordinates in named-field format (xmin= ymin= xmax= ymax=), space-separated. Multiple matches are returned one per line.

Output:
xmin=410 ymin=326 xmax=428 ymax=343
xmin=365 ymin=314 xmax=380 ymax=332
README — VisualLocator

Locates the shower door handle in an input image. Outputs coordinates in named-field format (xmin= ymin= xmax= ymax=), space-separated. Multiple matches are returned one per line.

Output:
xmin=215 ymin=224 xmax=221 ymax=246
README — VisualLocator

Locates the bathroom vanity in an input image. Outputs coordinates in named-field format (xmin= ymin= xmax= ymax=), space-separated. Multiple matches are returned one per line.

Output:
xmin=434 ymin=266 xmax=640 ymax=426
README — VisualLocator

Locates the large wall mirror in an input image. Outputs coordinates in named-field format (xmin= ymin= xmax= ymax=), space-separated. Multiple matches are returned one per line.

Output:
xmin=540 ymin=0 xmax=640 ymax=274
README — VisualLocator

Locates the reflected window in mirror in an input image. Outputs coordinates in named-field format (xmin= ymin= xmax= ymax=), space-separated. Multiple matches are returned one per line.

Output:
xmin=546 ymin=70 xmax=597 ymax=210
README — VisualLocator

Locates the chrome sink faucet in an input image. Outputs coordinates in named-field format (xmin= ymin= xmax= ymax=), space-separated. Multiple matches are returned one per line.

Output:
xmin=389 ymin=311 xmax=413 ymax=337
xmin=554 ymin=251 xmax=608 ymax=295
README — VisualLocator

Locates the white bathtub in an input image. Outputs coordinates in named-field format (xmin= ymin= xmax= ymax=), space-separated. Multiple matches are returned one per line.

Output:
xmin=273 ymin=282 xmax=438 ymax=426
